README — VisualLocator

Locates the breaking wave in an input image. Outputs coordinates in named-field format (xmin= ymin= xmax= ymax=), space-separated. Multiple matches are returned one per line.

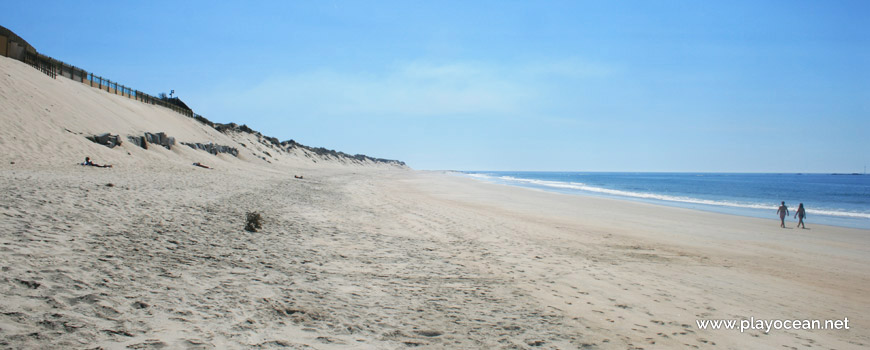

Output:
xmin=464 ymin=173 xmax=870 ymax=220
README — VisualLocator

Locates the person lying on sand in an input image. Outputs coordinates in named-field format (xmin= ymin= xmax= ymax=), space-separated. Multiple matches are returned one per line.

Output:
xmin=82 ymin=157 xmax=112 ymax=168
xmin=193 ymin=162 xmax=211 ymax=169
xmin=294 ymin=175 xmax=304 ymax=179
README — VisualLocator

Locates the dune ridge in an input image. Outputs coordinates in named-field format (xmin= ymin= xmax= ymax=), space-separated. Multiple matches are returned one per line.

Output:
xmin=0 ymin=56 xmax=404 ymax=170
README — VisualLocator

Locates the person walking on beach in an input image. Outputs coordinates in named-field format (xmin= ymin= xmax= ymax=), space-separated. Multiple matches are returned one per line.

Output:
xmin=777 ymin=201 xmax=789 ymax=228
xmin=794 ymin=203 xmax=807 ymax=229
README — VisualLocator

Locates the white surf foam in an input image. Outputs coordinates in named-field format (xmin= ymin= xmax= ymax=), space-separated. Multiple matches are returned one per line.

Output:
xmin=464 ymin=173 xmax=870 ymax=220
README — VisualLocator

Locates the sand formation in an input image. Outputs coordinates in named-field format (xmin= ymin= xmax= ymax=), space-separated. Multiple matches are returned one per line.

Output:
xmin=0 ymin=56 xmax=405 ymax=170
xmin=0 ymin=25 xmax=404 ymax=170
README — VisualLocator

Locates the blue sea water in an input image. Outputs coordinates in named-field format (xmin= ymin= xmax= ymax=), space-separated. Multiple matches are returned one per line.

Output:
xmin=460 ymin=172 xmax=870 ymax=230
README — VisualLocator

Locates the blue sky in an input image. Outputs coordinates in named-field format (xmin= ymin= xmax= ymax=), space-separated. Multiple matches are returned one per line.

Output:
xmin=4 ymin=1 xmax=868 ymax=172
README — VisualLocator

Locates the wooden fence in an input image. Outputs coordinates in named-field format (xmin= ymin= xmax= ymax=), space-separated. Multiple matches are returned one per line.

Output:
xmin=2 ymin=25 xmax=194 ymax=118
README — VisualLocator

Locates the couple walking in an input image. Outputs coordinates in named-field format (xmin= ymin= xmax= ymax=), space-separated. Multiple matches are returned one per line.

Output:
xmin=777 ymin=202 xmax=807 ymax=228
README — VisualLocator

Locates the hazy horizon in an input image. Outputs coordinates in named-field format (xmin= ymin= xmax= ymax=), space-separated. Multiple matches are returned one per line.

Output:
xmin=4 ymin=1 xmax=868 ymax=173
xmin=450 ymin=170 xmax=870 ymax=174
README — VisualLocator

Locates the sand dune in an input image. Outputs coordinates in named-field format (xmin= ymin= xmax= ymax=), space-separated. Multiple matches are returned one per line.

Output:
xmin=1 ymin=55 xmax=868 ymax=349
xmin=0 ymin=57 xmax=401 ymax=171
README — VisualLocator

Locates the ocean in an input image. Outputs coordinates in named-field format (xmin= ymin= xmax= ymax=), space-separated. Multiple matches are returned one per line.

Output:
xmin=459 ymin=172 xmax=870 ymax=229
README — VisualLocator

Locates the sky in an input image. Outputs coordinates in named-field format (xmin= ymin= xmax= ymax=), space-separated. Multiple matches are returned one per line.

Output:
xmin=3 ymin=1 xmax=868 ymax=172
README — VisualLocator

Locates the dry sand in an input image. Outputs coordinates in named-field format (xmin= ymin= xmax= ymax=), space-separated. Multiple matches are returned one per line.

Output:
xmin=1 ymin=56 xmax=869 ymax=349
xmin=1 ymin=167 xmax=868 ymax=349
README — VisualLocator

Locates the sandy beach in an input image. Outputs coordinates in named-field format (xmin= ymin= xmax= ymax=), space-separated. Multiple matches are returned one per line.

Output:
xmin=1 ymin=163 xmax=868 ymax=349
xmin=1 ymin=53 xmax=869 ymax=349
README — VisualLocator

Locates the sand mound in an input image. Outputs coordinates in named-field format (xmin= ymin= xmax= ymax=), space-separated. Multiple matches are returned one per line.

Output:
xmin=0 ymin=56 xmax=403 ymax=171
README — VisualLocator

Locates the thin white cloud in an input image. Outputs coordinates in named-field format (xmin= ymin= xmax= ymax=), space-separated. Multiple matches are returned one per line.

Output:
xmin=521 ymin=58 xmax=618 ymax=79
xmin=200 ymin=60 xmax=617 ymax=120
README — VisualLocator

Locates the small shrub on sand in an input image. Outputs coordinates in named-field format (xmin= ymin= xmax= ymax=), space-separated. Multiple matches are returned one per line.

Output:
xmin=245 ymin=212 xmax=263 ymax=232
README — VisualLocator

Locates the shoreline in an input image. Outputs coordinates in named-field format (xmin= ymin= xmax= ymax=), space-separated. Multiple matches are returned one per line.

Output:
xmin=452 ymin=171 xmax=870 ymax=230
xmin=413 ymin=170 xmax=870 ymax=248
xmin=396 ymin=170 xmax=870 ymax=346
